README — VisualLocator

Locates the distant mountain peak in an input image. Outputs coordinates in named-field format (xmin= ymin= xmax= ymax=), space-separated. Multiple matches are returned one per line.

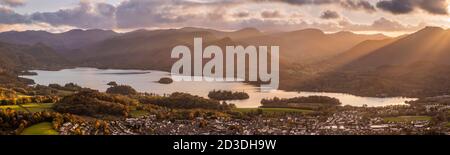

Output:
xmin=404 ymin=26 xmax=447 ymax=39
xmin=63 ymin=29 xmax=117 ymax=34
xmin=333 ymin=31 xmax=354 ymax=35
xmin=331 ymin=31 xmax=388 ymax=39
xmin=179 ymin=27 xmax=217 ymax=33
xmin=66 ymin=29 xmax=84 ymax=33
xmin=10 ymin=30 xmax=51 ymax=35
xmin=291 ymin=28 xmax=325 ymax=36
xmin=235 ymin=27 xmax=260 ymax=33
xmin=417 ymin=26 xmax=445 ymax=33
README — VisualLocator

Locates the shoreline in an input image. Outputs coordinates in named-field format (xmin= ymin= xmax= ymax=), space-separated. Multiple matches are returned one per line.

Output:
xmin=20 ymin=66 xmax=422 ymax=99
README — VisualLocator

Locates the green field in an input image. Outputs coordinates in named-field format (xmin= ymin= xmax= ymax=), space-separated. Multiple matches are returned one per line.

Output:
xmin=235 ymin=108 xmax=313 ymax=114
xmin=383 ymin=116 xmax=431 ymax=123
xmin=128 ymin=105 xmax=149 ymax=118
xmin=0 ymin=103 xmax=54 ymax=113
xmin=21 ymin=122 xmax=59 ymax=135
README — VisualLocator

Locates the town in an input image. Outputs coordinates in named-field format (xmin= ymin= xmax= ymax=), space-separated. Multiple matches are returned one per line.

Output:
xmin=1 ymin=82 xmax=449 ymax=135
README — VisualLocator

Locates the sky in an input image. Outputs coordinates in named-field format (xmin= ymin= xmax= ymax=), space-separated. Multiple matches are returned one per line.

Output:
xmin=0 ymin=0 xmax=449 ymax=36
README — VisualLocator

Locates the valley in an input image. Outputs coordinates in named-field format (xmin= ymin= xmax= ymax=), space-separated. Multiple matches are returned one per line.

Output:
xmin=0 ymin=26 xmax=450 ymax=135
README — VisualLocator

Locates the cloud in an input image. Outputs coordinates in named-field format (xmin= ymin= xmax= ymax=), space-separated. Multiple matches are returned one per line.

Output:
xmin=320 ymin=10 xmax=340 ymax=19
xmin=233 ymin=11 xmax=250 ymax=18
xmin=0 ymin=0 xmax=439 ymax=33
xmin=0 ymin=7 xmax=29 ymax=24
xmin=30 ymin=1 xmax=116 ymax=29
xmin=376 ymin=0 xmax=449 ymax=15
xmin=261 ymin=10 xmax=283 ymax=18
xmin=115 ymin=0 xmax=194 ymax=29
xmin=256 ymin=0 xmax=337 ymax=5
xmin=340 ymin=0 xmax=376 ymax=13
xmin=0 ymin=22 xmax=75 ymax=33
xmin=254 ymin=0 xmax=376 ymax=12
xmin=115 ymin=0 xmax=243 ymax=29
xmin=0 ymin=0 xmax=25 ymax=7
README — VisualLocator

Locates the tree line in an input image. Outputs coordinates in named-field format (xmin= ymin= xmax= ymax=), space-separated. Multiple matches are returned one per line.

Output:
xmin=53 ymin=90 xmax=138 ymax=117
xmin=139 ymin=92 xmax=236 ymax=111
xmin=208 ymin=90 xmax=249 ymax=100
xmin=261 ymin=96 xmax=341 ymax=109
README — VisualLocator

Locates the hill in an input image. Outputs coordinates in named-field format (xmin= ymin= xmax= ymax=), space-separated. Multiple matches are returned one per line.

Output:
xmin=65 ymin=27 xmax=388 ymax=70
xmin=240 ymin=28 xmax=388 ymax=64
xmin=338 ymin=26 xmax=450 ymax=70
xmin=0 ymin=42 xmax=68 ymax=71
xmin=282 ymin=27 xmax=450 ymax=97
xmin=0 ymin=29 xmax=119 ymax=52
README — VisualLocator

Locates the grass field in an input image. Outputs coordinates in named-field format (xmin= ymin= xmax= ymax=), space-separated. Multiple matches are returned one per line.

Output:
xmin=383 ymin=116 xmax=432 ymax=123
xmin=235 ymin=108 xmax=313 ymax=114
xmin=128 ymin=105 xmax=150 ymax=118
xmin=21 ymin=122 xmax=59 ymax=135
xmin=0 ymin=103 xmax=54 ymax=113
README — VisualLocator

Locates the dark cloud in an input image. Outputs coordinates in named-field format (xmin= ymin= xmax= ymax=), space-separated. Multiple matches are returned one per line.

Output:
xmin=30 ymin=2 xmax=116 ymax=29
xmin=0 ymin=7 xmax=29 ymax=24
xmin=256 ymin=0 xmax=376 ymax=13
xmin=376 ymin=0 xmax=416 ymax=14
xmin=253 ymin=0 xmax=337 ymax=5
xmin=261 ymin=10 xmax=283 ymax=18
xmin=233 ymin=12 xmax=250 ymax=18
xmin=376 ymin=0 xmax=449 ymax=15
xmin=320 ymin=10 xmax=340 ymax=19
xmin=276 ymin=0 xmax=337 ymax=5
xmin=340 ymin=0 xmax=376 ymax=13
xmin=0 ymin=0 xmax=25 ymax=7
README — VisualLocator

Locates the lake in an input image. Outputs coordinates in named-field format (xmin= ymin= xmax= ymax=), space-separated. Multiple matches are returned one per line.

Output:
xmin=21 ymin=68 xmax=417 ymax=108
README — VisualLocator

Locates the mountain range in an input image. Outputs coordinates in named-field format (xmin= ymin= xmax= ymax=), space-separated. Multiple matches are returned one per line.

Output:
xmin=0 ymin=26 xmax=449 ymax=97
xmin=0 ymin=29 xmax=118 ymax=52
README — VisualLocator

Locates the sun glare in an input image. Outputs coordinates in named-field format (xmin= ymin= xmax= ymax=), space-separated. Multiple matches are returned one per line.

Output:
xmin=448 ymin=5 xmax=450 ymax=21
xmin=448 ymin=3 xmax=450 ymax=12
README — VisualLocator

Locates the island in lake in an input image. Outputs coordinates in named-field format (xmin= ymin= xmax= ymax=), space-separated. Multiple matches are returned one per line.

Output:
xmin=208 ymin=90 xmax=250 ymax=100
xmin=158 ymin=77 xmax=173 ymax=84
